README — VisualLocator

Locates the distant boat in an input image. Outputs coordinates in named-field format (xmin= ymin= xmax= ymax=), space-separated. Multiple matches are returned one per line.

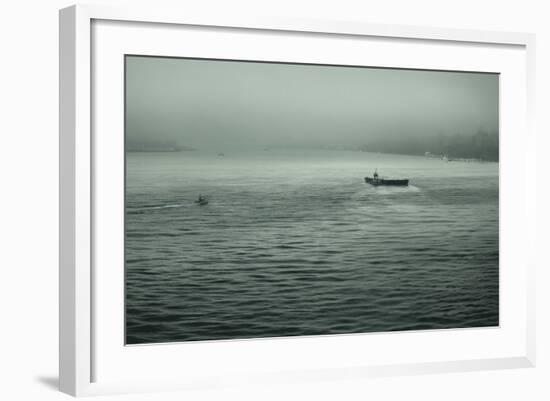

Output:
xmin=364 ymin=170 xmax=409 ymax=186
xmin=218 ymin=152 xmax=225 ymax=157
xmin=194 ymin=195 xmax=209 ymax=206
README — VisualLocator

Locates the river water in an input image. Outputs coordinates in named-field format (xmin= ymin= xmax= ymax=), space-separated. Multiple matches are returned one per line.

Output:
xmin=125 ymin=149 xmax=498 ymax=344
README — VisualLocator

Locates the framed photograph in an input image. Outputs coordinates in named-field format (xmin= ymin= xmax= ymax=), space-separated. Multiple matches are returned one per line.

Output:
xmin=59 ymin=4 xmax=536 ymax=396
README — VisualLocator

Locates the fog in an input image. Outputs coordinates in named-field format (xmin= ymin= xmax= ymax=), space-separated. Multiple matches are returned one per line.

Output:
xmin=126 ymin=56 xmax=498 ymax=151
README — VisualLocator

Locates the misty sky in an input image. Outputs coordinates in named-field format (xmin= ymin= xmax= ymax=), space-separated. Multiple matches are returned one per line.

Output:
xmin=126 ymin=56 xmax=498 ymax=150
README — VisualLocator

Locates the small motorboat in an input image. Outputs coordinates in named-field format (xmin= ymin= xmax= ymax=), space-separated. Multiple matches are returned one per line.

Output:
xmin=195 ymin=195 xmax=209 ymax=206
xmin=365 ymin=169 xmax=409 ymax=186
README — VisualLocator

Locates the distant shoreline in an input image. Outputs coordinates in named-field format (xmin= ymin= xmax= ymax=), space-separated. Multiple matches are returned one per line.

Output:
xmin=126 ymin=146 xmax=196 ymax=153
xmin=125 ymin=147 xmax=498 ymax=162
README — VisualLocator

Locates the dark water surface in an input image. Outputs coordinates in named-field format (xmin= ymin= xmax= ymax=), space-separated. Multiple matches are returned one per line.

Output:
xmin=125 ymin=150 xmax=498 ymax=344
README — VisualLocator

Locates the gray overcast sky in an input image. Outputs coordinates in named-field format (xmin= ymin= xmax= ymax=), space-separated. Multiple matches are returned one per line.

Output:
xmin=125 ymin=56 xmax=498 ymax=150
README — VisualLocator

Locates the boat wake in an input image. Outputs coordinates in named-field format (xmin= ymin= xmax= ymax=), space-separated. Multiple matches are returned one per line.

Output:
xmin=364 ymin=185 xmax=421 ymax=197
xmin=349 ymin=184 xmax=420 ymax=201
xmin=127 ymin=203 xmax=186 ymax=214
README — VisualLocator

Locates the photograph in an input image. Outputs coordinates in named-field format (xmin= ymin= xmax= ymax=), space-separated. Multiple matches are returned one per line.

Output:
xmin=124 ymin=55 xmax=499 ymax=345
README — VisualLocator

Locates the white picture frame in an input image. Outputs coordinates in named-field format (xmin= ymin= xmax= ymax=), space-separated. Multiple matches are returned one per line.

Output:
xmin=59 ymin=4 xmax=536 ymax=397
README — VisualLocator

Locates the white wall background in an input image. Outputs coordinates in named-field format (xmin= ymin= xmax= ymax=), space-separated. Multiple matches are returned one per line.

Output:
xmin=0 ymin=0 xmax=547 ymax=399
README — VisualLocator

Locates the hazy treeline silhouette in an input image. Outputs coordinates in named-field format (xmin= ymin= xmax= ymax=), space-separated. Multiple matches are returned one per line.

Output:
xmin=363 ymin=130 xmax=499 ymax=161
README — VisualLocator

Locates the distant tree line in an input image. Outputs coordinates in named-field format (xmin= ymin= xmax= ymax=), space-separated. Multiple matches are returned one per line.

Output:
xmin=362 ymin=129 xmax=499 ymax=161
